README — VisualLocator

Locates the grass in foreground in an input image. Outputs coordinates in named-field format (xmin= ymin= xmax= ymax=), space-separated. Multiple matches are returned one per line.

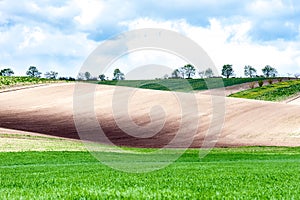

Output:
xmin=96 ymin=78 xmax=266 ymax=92
xmin=229 ymin=79 xmax=300 ymax=101
xmin=1 ymin=147 xmax=300 ymax=199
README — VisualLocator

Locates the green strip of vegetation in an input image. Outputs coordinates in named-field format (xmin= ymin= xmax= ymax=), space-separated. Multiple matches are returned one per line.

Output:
xmin=0 ymin=133 xmax=86 ymax=152
xmin=229 ymin=79 xmax=300 ymax=101
xmin=96 ymin=77 xmax=266 ymax=92
xmin=0 ymin=76 xmax=65 ymax=89
xmin=0 ymin=147 xmax=300 ymax=199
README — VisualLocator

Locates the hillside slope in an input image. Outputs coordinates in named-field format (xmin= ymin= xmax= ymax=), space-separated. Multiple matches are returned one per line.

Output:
xmin=0 ymin=83 xmax=299 ymax=147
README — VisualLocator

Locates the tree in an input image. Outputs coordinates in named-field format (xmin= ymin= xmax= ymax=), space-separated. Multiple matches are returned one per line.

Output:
xmin=204 ymin=68 xmax=214 ymax=78
xmin=59 ymin=77 xmax=75 ymax=81
xmin=77 ymin=72 xmax=85 ymax=80
xmin=262 ymin=65 xmax=277 ymax=77
xmin=114 ymin=72 xmax=125 ymax=80
xmin=68 ymin=77 xmax=76 ymax=81
xmin=113 ymin=68 xmax=125 ymax=80
xmin=0 ymin=68 xmax=14 ymax=76
xmin=198 ymin=70 xmax=205 ymax=78
xmin=26 ymin=66 xmax=41 ymax=78
xmin=113 ymin=68 xmax=121 ymax=77
xmin=171 ymin=69 xmax=181 ymax=78
xmin=99 ymin=74 xmax=106 ymax=81
xmin=44 ymin=71 xmax=58 ymax=80
xmin=180 ymin=64 xmax=196 ymax=79
xmin=244 ymin=65 xmax=257 ymax=78
xmin=89 ymin=77 xmax=98 ymax=81
xmin=84 ymin=72 xmax=91 ymax=80
xmin=178 ymin=68 xmax=185 ymax=78
xmin=221 ymin=64 xmax=234 ymax=78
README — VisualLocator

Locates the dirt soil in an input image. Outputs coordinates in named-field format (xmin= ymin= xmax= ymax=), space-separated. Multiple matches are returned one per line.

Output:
xmin=0 ymin=83 xmax=299 ymax=148
xmin=286 ymin=95 xmax=300 ymax=105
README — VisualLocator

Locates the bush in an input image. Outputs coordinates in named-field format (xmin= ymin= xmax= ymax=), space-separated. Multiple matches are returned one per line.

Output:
xmin=59 ymin=77 xmax=76 ymax=81
xmin=249 ymin=82 xmax=255 ymax=89
xmin=267 ymin=79 xmax=273 ymax=84
xmin=277 ymin=78 xmax=283 ymax=82
xmin=258 ymin=80 xmax=264 ymax=87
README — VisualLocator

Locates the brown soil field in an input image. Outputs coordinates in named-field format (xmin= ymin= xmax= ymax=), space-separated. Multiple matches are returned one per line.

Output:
xmin=286 ymin=95 xmax=300 ymax=105
xmin=0 ymin=83 xmax=299 ymax=148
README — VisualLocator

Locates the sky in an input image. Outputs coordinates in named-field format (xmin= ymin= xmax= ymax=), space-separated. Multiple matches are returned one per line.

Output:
xmin=1 ymin=0 xmax=300 ymax=78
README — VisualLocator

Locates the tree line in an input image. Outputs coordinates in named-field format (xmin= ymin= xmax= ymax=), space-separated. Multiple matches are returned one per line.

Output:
xmin=78 ymin=68 xmax=125 ymax=81
xmin=222 ymin=64 xmax=279 ymax=78
xmin=1 ymin=65 xmax=299 ymax=81
xmin=170 ymin=64 xmax=286 ymax=79
xmin=0 ymin=66 xmax=75 ymax=81
xmin=0 ymin=66 xmax=124 ymax=81
xmin=81 ymin=64 xmax=285 ymax=81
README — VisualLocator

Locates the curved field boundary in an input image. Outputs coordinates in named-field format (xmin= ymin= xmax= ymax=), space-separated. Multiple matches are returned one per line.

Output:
xmin=0 ymin=82 xmax=74 ymax=93
xmin=0 ymin=84 xmax=49 ymax=93
xmin=286 ymin=94 xmax=300 ymax=105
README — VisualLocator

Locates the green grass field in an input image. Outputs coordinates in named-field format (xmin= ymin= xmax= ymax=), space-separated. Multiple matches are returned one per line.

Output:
xmin=0 ymin=76 xmax=64 ymax=89
xmin=229 ymin=79 xmax=300 ymax=101
xmin=1 ymin=146 xmax=300 ymax=199
xmin=96 ymin=78 xmax=266 ymax=92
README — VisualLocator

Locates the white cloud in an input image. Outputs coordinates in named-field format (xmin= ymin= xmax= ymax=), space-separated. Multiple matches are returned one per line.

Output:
xmin=74 ymin=0 xmax=104 ymax=27
xmin=1 ymin=0 xmax=300 ymax=78
xmin=246 ymin=0 xmax=297 ymax=19
xmin=122 ymin=18 xmax=300 ymax=77
xmin=0 ymin=24 xmax=97 ymax=76
xmin=18 ymin=27 xmax=46 ymax=49
xmin=106 ymin=50 xmax=186 ymax=80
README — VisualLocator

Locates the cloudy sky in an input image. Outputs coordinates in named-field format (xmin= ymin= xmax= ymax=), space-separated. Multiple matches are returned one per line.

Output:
xmin=0 ymin=0 xmax=300 ymax=78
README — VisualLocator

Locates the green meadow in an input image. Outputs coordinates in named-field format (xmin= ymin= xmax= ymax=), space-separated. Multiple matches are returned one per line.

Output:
xmin=1 ymin=145 xmax=300 ymax=199
xmin=96 ymin=78 xmax=266 ymax=92
xmin=229 ymin=79 xmax=300 ymax=101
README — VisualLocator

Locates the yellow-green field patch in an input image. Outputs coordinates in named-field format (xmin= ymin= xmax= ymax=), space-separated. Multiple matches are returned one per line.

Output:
xmin=0 ymin=133 xmax=86 ymax=152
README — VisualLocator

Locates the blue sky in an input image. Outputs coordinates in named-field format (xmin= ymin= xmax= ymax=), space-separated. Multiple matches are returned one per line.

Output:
xmin=0 ymin=0 xmax=300 ymax=77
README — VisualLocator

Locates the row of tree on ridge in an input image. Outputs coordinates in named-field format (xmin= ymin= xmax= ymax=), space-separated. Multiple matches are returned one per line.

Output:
xmin=169 ymin=64 xmax=280 ymax=79
xmin=81 ymin=64 xmax=287 ymax=81
xmin=0 ymin=66 xmax=75 ymax=81
xmin=1 ymin=65 xmax=299 ymax=81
